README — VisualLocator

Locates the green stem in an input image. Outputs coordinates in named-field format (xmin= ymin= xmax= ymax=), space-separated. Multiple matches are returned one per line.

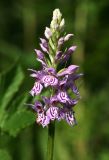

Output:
xmin=47 ymin=121 xmax=55 ymax=160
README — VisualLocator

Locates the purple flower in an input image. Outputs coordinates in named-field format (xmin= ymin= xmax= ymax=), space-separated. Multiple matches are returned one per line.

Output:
xmin=46 ymin=106 xmax=59 ymax=120
xmin=41 ymin=75 xmax=58 ymax=87
xmin=58 ymin=34 xmax=74 ymax=50
xmin=29 ymin=62 xmax=82 ymax=126
xmin=57 ymin=65 xmax=79 ymax=77
xmin=28 ymin=9 xmax=82 ymax=127
xmin=65 ymin=111 xmax=76 ymax=126
xmin=40 ymin=38 xmax=49 ymax=53
xmin=29 ymin=68 xmax=58 ymax=96
xmin=55 ymin=51 xmax=63 ymax=61
xmin=33 ymin=101 xmax=43 ymax=112
xmin=58 ymin=108 xmax=76 ymax=126
xmin=57 ymin=91 xmax=70 ymax=103
xmin=30 ymin=82 xmax=43 ymax=96
xmin=61 ymin=46 xmax=77 ymax=63
xmin=58 ymin=108 xmax=66 ymax=120
xmin=37 ymin=112 xmax=50 ymax=128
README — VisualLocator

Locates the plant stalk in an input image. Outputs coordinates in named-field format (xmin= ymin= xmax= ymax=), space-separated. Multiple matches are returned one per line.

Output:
xmin=47 ymin=121 xmax=55 ymax=160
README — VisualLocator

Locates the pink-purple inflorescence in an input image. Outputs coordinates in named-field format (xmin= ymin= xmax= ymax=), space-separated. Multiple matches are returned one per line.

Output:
xmin=28 ymin=9 xmax=82 ymax=127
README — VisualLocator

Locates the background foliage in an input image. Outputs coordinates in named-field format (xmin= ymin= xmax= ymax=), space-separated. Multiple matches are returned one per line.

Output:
xmin=0 ymin=0 xmax=109 ymax=160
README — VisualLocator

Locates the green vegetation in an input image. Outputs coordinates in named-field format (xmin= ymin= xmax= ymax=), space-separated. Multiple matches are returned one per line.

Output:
xmin=0 ymin=0 xmax=109 ymax=160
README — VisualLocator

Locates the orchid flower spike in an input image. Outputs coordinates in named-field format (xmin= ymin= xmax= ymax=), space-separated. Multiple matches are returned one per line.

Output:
xmin=28 ymin=8 xmax=82 ymax=127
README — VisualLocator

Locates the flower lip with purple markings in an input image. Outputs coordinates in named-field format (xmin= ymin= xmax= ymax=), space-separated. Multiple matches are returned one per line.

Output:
xmin=30 ymin=82 xmax=43 ymax=96
xmin=41 ymin=75 xmax=58 ymax=87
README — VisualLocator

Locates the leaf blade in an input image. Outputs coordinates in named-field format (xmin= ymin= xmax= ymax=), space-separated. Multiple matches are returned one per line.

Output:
xmin=0 ymin=149 xmax=12 ymax=160
xmin=2 ymin=110 xmax=36 ymax=137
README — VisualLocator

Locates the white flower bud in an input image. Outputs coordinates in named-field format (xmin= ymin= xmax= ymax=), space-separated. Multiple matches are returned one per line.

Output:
xmin=44 ymin=27 xmax=52 ymax=39
xmin=59 ymin=18 xmax=65 ymax=30
xmin=50 ymin=21 xmax=59 ymax=30
xmin=64 ymin=34 xmax=74 ymax=41
xmin=53 ymin=8 xmax=62 ymax=20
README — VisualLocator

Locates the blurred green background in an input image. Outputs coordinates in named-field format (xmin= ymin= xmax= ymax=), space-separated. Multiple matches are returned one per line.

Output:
xmin=0 ymin=0 xmax=109 ymax=160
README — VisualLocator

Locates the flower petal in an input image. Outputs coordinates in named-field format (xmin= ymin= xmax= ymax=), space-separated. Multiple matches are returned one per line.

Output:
xmin=66 ymin=46 xmax=77 ymax=54
xmin=37 ymin=58 xmax=47 ymax=67
xmin=65 ymin=111 xmax=76 ymax=126
xmin=42 ymin=96 xmax=50 ymax=105
xmin=61 ymin=46 xmax=77 ymax=62
xmin=59 ymin=75 xmax=68 ymax=86
xmin=55 ymin=51 xmax=63 ymax=61
xmin=30 ymin=82 xmax=43 ymax=96
xmin=44 ymin=27 xmax=52 ymax=39
xmin=64 ymin=34 xmax=74 ymax=41
xmin=35 ymin=49 xmax=44 ymax=59
xmin=46 ymin=68 xmax=56 ymax=75
xmin=30 ymin=73 xmax=37 ymax=78
xmin=37 ymin=112 xmax=50 ymax=127
xmin=59 ymin=18 xmax=65 ymax=29
xmin=58 ymin=108 xmax=65 ymax=120
xmin=57 ymin=65 xmax=79 ymax=77
xmin=71 ymin=73 xmax=83 ymax=81
xmin=40 ymin=38 xmax=49 ymax=53
xmin=46 ymin=106 xmax=59 ymax=120
xmin=42 ymin=75 xmax=58 ymax=87
xmin=58 ymin=37 xmax=64 ymax=49
xmin=57 ymin=91 xmax=70 ymax=103
xmin=50 ymin=96 xmax=58 ymax=104
xmin=34 ymin=49 xmax=47 ymax=67
xmin=71 ymin=84 xmax=80 ymax=96
xmin=33 ymin=101 xmax=43 ymax=112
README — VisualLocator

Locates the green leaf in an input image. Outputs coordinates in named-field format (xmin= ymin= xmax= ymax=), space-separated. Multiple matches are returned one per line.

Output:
xmin=0 ymin=66 xmax=24 ymax=126
xmin=0 ymin=66 xmax=24 ymax=110
xmin=8 ymin=93 xmax=29 ymax=114
xmin=0 ymin=149 xmax=12 ymax=160
xmin=2 ymin=110 xmax=36 ymax=137
xmin=17 ymin=93 xmax=29 ymax=111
